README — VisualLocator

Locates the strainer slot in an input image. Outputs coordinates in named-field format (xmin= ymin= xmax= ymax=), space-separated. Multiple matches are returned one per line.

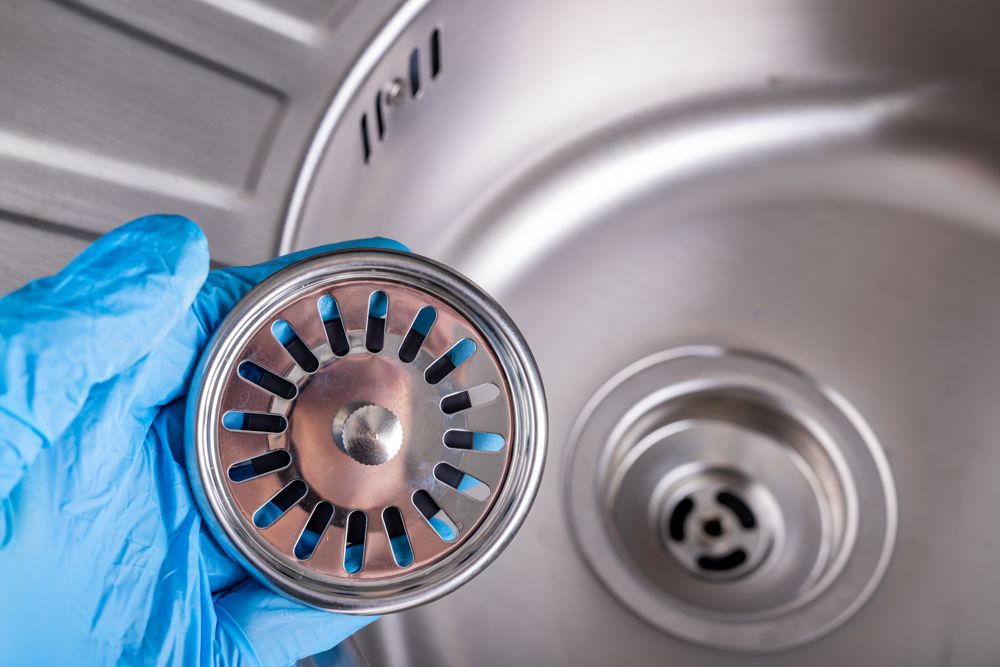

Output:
xmin=434 ymin=463 xmax=490 ymax=501
xmin=399 ymin=306 xmax=437 ymax=363
xmin=443 ymin=430 xmax=505 ymax=452
xmin=425 ymin=338 xmax=476 ymax=384
xmin=440 ymin=383 xmax=500 ymax=415
xmin=413 ymin=490 xmax=458 ymax=541
xmin=294 ymin=501 xmax=334 ymax=561
xmin=228 ymin=450 xmax=291 ymax=483
xmin=697 ymin=550 xmax=748 ymax=573
xmin=366 ymin=291 xmax=389 ymax=353
xmin=222 ymin=411 xmax=287 ymax=434
xmin=668 ymin=496 xmax=695 ymax=541
xmin=383 ymin=506 xmax=414 ymax=567
xmin=237 ymin=361 xmax=297 ymax=400
xmin=717 ymin=490 xmax=757 ymax=529
xmin=271 ymin=320 xmax=318 ymax=373
xmin=318 ymin=296 xmax=350 ymax=356
xmin=253 ymin=480 xmax=307 ymax=529
xmin=344 ymin=511 xmax=367 ymax=574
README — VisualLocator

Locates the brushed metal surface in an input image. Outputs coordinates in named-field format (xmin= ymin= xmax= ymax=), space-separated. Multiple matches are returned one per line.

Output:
xmin=282 ymin=0 xmax=1000 ymax=664
xmin=0 ymin=0 xmax=405 ymax=282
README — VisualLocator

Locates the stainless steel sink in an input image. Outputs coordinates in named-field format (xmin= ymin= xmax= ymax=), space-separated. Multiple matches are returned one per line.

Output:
xmin=5 ymin=0 xmax=1000 ymax=664
xmin=287 ymin=1 xmax=1000 ymax=664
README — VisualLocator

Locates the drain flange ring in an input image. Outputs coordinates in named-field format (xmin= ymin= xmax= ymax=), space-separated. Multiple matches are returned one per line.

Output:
xmin=566 ymin=346 xmax=896 ymax=651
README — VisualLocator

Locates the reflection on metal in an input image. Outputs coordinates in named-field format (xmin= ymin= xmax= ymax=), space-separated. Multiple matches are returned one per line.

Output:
xmin=195 ymin=0 xmax=322 ymax=44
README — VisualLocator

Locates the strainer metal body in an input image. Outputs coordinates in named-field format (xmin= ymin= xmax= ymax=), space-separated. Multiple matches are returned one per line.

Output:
xmin=186 ymin=249 xmax=546 ymax=613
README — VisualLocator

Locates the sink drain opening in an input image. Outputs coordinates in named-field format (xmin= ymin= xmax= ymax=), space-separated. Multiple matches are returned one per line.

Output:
xmin=666 ymin=487 xmax=762 ymax=577
xmin=567 ymin=346 xmax=896 ymax=651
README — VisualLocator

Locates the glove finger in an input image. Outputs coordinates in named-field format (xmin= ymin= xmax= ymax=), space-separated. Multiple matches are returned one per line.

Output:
xmin=132 ymin=238 xmax=408 ymax=414
xmin=214 ymin=580 xmax=377 ymax=667
xmin=0 ymin=215 xmax=208 ymax=498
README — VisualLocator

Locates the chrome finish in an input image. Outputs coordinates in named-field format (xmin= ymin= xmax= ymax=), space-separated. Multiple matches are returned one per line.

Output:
xmin=334 ymin=404 xmax=404 ymax=466
xmin=567 ymin=347 xmax=895 ymax=651
xmin=187 ymin=249 xmax=546 ymax=611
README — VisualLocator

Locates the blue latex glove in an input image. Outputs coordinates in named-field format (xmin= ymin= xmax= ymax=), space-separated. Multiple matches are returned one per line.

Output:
xmin=0 ymin=215 xmax=406 ymax=666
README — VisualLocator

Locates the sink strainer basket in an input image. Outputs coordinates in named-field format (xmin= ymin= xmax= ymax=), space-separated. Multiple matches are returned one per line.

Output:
xmin=186 ymin=249 xmax=546 ymax=613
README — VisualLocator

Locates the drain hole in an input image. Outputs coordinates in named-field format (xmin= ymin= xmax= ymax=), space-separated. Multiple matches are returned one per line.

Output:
xmin=238 ymin=361 xmax=297 ymax=400
xmin=375 ymin=90 xmax=386 ymax=140
xmin=383 ymin=506 xmax=414 ymax=567
xmin=294 ymin=501 xmax=334 ymax=560
xmin=318 ymin=295 xmax=350 ymax=356
xmin=228 ymin=449 xmax=291 ymax=482
xmin=697 ymin=549 xmax=748 ymax=572
xmin=272 ymin=320 xmax=319 ymax=372
xmin=434 ymin=463 xmax=490 ymax=501
xmin=222 ymin=411 xmax=287 ymax=433
xmin=413 ymin=489 xmax=458 ymax=541
xmin=360 ymin=113 xmax=371 ymax=163
xmin=717 ymin=490 xmax=756 ymax=529
xmin=344 ymin=510 xmax=367 ymax=574
xmin=430 ymin=28 xmax=441 ymax=79
xmin=440 ymin=383 xmax=500 ymax=415
xmin=366 ymin=290 xmax=388 ymax=353
xmin=703 ymin=518 xmax=724 ymax=537
xmin=252 ymin=480 xmax=307 ymax=528
xmin=425 ymin=338 xmax=476 ymax=384
xmin=443 ymin=429 xmax=504 ymax=452
xmin=409 ymin=48 xmax=421 ymax=97
xmin=399 ymin=306 xmax=437 ymax=363
xmin=668 ymin=496 xmax=695 ymax=541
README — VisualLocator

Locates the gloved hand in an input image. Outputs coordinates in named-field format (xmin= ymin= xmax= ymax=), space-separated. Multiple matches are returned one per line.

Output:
xmin=0 ymin=215 xmax=405 ymax=666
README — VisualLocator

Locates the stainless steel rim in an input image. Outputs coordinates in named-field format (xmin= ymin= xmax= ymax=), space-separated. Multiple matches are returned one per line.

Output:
xmin=187 ymin=249 xmax=547 ymax=613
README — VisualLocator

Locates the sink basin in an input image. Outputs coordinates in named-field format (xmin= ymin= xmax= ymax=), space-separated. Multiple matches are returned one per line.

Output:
xmin=4 ymin=0 xmax=1000 ymax=664
xmin=285 ymin=1 xmax=1000 ymax=664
